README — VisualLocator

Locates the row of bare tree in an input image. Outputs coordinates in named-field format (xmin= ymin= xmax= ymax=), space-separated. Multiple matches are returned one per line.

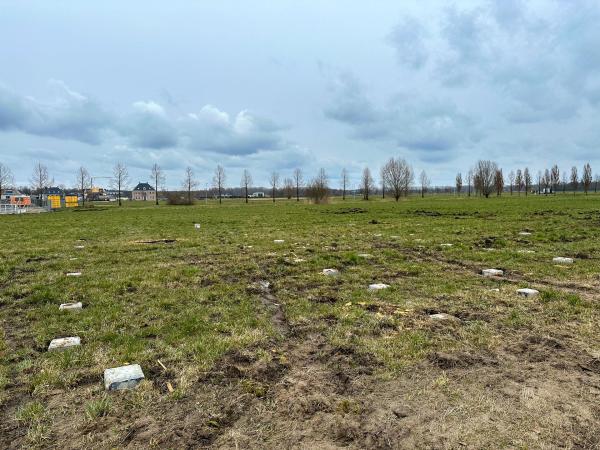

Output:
xmin=455 ymin=161 xmax=597 ymax=198
xmin=0 ymin=159 xmax=596 ymax=208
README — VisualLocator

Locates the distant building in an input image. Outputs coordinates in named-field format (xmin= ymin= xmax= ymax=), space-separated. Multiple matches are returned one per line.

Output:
xmin=132 ymin=182 xmax=156 ymax=201
xmin=250 ymin=192 xmax=265 ymax=198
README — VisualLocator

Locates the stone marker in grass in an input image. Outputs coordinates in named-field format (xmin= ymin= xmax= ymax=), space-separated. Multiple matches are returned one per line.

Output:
xmin=75 ymin=245 xmax=85 ymax=249
xmin=482 ymin=269 xmax=503 ymax=277
xmin=322 ymin=268 xmax=339 ymax=276
xmin=518 ymin=232 xmax=532 ymax=236
xmin=59 ymin=302 xmax=82 ymax=311
xmin=489 ymin=288 xmax=500 ymax=292
xmin=104 ymin=364 xmax=145 ymax=391
xmin=517 ymin=288 xmax=539 ymax=297
xmin=429 ymin=313 xmax=459 ymax=322
xmin=368 ymin=283 xmax=390 ymax=291
xmin=552 ymin=257 xmax=573 ymax=264
xmin=440 ymin=243 xmax=453 ymax=247
xmin=66 ymin=272 xmax=82 ymax=277
xmin=357 ymin=253 xmax=372 ymax=258
xmin=48 ymin=336 xmax=81 ymax=351
xmin=194 ymin=223 xmax=201 ymax=229
xmin=274 ymin=239 xmax=285 ymax=244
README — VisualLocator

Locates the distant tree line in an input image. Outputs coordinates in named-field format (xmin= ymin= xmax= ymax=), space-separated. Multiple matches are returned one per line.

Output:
xmin=0 ymin=158 xmax=597 ymax=207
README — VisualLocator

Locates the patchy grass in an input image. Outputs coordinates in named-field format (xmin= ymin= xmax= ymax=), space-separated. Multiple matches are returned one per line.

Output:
xmin=1 ymin=194 xmax=600 ymax=448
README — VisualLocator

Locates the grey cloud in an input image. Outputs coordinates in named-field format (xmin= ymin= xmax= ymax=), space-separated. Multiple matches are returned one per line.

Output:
xmin=181 ymin=105 xmax=286 ymax=155
xmin=0 ymin=80 xmax=112 ymax=144
xmin=0 ymin=82 xmax=289 ymax=156
xmin=324 ymin=73 xmax=477 ymax=160
xmin=387 ymin=17 xmax=429 ymax=69
xmin=119 ymin=101 xmax=178 ymax=149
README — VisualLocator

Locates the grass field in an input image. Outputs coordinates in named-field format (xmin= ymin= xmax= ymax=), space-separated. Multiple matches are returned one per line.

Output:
xmin=1 ymin=194 xmax=599 ymax=449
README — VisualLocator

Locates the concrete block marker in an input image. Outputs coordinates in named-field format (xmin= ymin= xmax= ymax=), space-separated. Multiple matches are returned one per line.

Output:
xmin=519 ymin=232 xmax=532 ymax=236
xmin=368 ymin=283 xmax=390 ymax=291
xmin=357 ymin=253 xmax=373 ymax=258
xmin=553 ymin=257 xmax=573 ymax=264
xmin=59 ymin=302 xmax=82 ymax=311
xmin=489 ymin=288 xmax=500 ymax=292
xmin=274 ymin=239 xmax=285 ymax=244
xmin=429 ymin=313 xmax=460 ymax=322
xmin=74 ymin=245 xmax=85 ymax=249
xmin=194 ymin=223 xmax=201 ymax=229
xmin=440 ymin=243 xmax=453 ymax=247
xmin=517 ymin=288 xmax=539 ymax=297
xmin=482 ymin=269 xmax=504 ymax=277
xmin=48 ymin=336 xmax=81 ymax=351
xmin=322 ymin=268 xmax=339 ymax=276
xmin=69 ymin=257 xmax=78 ymax=261
xmin=104 ymin=364 xmax=145 ymax=391
xmin=66 ymin=272 xmax=82 ymax=277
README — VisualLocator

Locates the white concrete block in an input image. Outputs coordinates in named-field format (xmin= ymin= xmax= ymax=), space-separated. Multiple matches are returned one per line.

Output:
xmin=482 ymin=269 xmax=504 ymax=277
xmin=66 ymin=272 xmax=82 ymax=277
xmin=48 ymin=336 xmax=81 ymax=351
xmin=74 ymin=245 xmax=85 ymax=249
xmin=517 ymin=288 xmax=539 ymax=297
xmin=518 ymin=232 xmax=532 ymax=236
xmin=368 ymin=283 xmax=390 ymax=291
xmin=273 ymin=239 xmax=285 ymax=244
xmin=69 ymin=257 xmax=78 ymax=261
xmin=357 ymin=253 xmax=372 ymax=258
xmin=104 ymin=364 xmax=145 ymax=391
xmin=322 ymin=268 xmax=339 ymax=276
xmin=59 ymin=302 xmax=82 ymax=311
xmin=429 ymin=313 xmax=459 ymax=322
xmin=552 ymin=257 xmax=573 ymax=264
xmin=488 ymin=288 xmax=500 ymax=292
xmin=194 ymin=223 xmax=201 ymax=229
xmin=440 ymin=243 xmax=453 ymax=247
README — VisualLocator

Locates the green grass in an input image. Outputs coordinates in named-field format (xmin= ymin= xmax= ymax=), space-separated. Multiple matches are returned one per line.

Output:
xmin=1 ymin=194 xmax=600 ymax=443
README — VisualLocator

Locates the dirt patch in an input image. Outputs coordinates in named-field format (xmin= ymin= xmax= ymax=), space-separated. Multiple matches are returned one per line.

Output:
xmin=135 ymin=239 xmax=177 ymax=244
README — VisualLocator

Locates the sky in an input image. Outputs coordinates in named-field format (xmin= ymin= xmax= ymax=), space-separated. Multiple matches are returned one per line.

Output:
xmin=1 ymin=0 xmax=600 ymax=189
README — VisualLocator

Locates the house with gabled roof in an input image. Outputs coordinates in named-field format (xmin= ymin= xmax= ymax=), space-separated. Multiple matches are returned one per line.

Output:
xmin=132 ymin=182 xmax=156 ymax=201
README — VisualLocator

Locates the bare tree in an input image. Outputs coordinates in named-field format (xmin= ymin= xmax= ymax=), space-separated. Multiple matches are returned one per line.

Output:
xmin=0 ymin=163 xmax=14 ymax=200
xmin=112 ymin=162 xmax=129 ymax=206
xmin=30 ymin=162 xmax=51 ymax=205
xmin=419 ymin=170 xmax=430 ymax=198
xmin=75 ymin=166 xmax=90 ymax=207
xmin=293 ymin=168 xmax=303 ymax=202
xmin=467 ymin=169 xmax=473 ymax=197
xmin=508 ymin=170 xmax=515 ymax=195
xmin=213 ymin=165 xmax=226 ymax=204
xmin=594 ymin=174 xmax=600 ymax=193
xmin=582 ymin=163 xmax=592 ymax=195
xmin=550 ymin=165 xmax=560 ymax=194
xmin=515 ymin=169 xmax=523 ymax=196
xmin=474 ymin=160 xmax=497 ymax=198
xmin=494 ymin=168 xmax=504 ymax=196
xmin=182 ymin=167 xmax=197 ymax=205
xmin=379 ymin=166 xmax=385 ymax=199
xmin=150 ymin=163 xmax=165 ymax=206
xmin=570 ymin=166 xmax=578 ymax=195
xmin=536 ymin=170 xmax=542 ymax=194
xmin=455 ymin=172 xmax=462 ymax=195
xmin=361 ymin=167 xmax=374 ymax=200
xmin=381 ymin=157 xmax=413 ymax=201
xmin=283 ymin=177 xmax=294 ymax=199
xmin=241 ymin=169 xmax=252 ymax=203
xmin=340 ymin=168 xmax=349 ymax=200
xmin=306 ymin=168 xmax=329 ymax=203
xmin=269 ymin=171 xmax=279 ymax=202
xmin=524 ymin=168 xmax=531 ymax=196
xmin=561 ymin=171 xmax=568 ymax=193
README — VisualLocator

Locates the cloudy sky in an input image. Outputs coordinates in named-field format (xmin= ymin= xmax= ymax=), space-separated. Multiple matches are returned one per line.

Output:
xmin=1 ymin=0 xmax=599 ymax=189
